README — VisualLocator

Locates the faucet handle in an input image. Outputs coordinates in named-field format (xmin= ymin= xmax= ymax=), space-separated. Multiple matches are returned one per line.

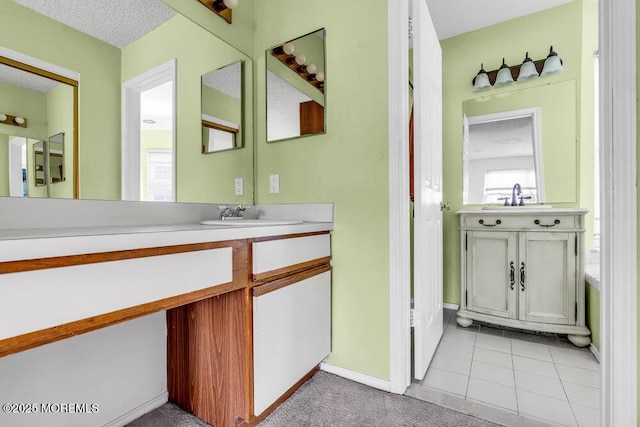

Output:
xmin=518 ymin=196 xmax=532 ymax=206
xmin=497 ymin=197 xmax=510 ymax=206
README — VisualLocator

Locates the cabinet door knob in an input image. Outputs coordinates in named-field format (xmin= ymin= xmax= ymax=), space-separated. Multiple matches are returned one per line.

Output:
xmin=479 ymin=219 xmax=502 ymax=227
xmin=510 ymin=262 xmax=515 ymax=290
xmin=520 ymin=262 xmax=526 ymax=291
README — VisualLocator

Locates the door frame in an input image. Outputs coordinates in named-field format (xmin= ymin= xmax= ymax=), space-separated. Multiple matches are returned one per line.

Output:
xmin=599 ymin=0 xmax=637 ymax=424
xmin=121 ymin=59 xmax=176 ymax=201
xmin=388 ymin=0 xmax=411 ymax=394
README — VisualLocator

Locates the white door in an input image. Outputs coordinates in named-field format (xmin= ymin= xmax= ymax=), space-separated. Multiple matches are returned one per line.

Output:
xmin=412 ymin=0 xmax=443 ymax=381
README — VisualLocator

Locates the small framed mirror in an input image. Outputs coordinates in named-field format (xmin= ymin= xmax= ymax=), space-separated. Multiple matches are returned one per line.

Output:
xmin=201 ymin=61 xmax=243 ymax=154
xmin=33 ymin=140 xmax=46 ymax=187
xmin=48 ymin=132 xmax=65 ymax=184
xmin=267 ymin=28 xmax=326 ymax=142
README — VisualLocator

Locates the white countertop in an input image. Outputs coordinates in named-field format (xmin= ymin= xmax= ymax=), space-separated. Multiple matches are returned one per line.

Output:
xmin=0 ymin=221 xmax=333 ymax=263
xmin=457 ymin=207 xmax=590 ymax=215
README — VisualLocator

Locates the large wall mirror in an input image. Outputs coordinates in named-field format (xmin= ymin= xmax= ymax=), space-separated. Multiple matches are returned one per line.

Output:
xmin=462 ymin=80 xmax=577 ymax=205
xmin=266 ymin=28 xmax=326 ymax=142
xmin=0 ymin=57 xmax=77 ymax=199
xmin=4 ymin=0 xmax=253 ymax=205
xmin=201 ymin=61 xmax=243 ymax=154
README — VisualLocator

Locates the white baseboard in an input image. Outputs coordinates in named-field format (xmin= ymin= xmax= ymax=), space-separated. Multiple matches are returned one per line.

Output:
xmin=443 ymin=303 xmax=459 ymax=310
xmin=320 ymin=362 xmax=392 ymax=392
xmin=103 ymin=392 xmax=168 ymax=427
xmin=589 ymin=343 xmax=601 ymax=363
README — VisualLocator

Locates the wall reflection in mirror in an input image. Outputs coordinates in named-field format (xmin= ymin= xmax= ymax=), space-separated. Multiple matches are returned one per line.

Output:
xmin=4 ymin=0 xmax=253 ymax=204
xmin=462 ymin=80 xmax=577 ymax=205
xmin=0 ymin=57 xmax=76 ymax=199
xmin=463 ymin=108 xmax=543 ymax=205
xmin=201 ymin=61 xmax=243 ymax=153
xmin=267 ymin=28 xmax=326 ymax=142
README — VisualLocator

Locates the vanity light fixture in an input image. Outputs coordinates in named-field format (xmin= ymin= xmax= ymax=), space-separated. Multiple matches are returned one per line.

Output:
xmin=517 ymin=52 xmax=539 ymax=81
xmin=540 ymin=46 xmax=564 ymax=76
xmin=494 ymin=58 xmax=514 ymax=87
xmin=0 ymin=112 xmax=27 ymax=128
xmin=198 ymin=0 xmax=239 ymax=24
xmin=472 ymin=64 xmax=491 ymax=91
xmin=472 ymin=47 xmax=563 ymax=90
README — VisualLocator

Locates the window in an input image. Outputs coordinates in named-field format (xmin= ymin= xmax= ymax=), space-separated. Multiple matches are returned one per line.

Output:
xmin=482 ymin=169 xmax=537 ymax=204
xmin=146 ymin=150 xmax=173 ymax=202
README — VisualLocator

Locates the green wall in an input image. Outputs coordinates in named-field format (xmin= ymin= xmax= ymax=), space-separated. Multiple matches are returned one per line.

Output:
xmin=253 ymin=0 xmax=390 ymax=380
xmin=585 ymin=283 xmax=600 ymax=351
xmin=122 ymin=14 xmax=253 ymax=204
xmin=1 ymin=0 xmax=122 ymax=200
xmin=441 ymin=0 xmax=598 ymax=305
xmin=201 ymin=84 xmax=243 ymax=148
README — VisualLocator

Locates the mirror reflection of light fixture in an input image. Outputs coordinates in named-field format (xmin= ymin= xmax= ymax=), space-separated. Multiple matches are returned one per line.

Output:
xmin=517 ymin=52 xmax=539 ymax=81
xmin=0 ymin=112 xmax=27 ymax=128
xmin=494 ymin=58 xmax=514 ymax=87
xmin=198 ymin=0 xmax=239 ymax=24
xmin=472 ymin=64 xmax=491 ymax=91
xmin=541 ymin=46 xmax=564 ymax=76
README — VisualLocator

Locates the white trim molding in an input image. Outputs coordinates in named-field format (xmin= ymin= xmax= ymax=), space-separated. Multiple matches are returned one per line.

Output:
xmin=102 ymin=392 xmax=167 ymax=427
xmin=387 ymin=0 xmax=411 ymax=395
xmin=320 ymin=363 xmax=391 ymax=393
xmin=599 ymin=0 xmax=637 ymax=424
xmin=443 ymin=303 xmax=460 ymax=311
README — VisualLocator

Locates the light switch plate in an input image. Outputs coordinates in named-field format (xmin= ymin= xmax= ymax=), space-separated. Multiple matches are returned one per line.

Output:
xmin=235 ymin=178 xmax=243 ymax=196
xmin=269 ymin=174 xmax=279 ymax=193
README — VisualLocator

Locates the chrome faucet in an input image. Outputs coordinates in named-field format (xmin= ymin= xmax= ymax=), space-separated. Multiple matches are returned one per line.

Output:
xmin=511 ymin=183 xmax=522 ymax=206
xmin=218 ymin=205 xmax=246 ymax=220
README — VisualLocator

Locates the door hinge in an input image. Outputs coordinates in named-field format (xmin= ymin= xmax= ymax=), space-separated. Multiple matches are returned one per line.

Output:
xmin=465 ymin=290 xmax=468 ymax=305
xmin=465 ymin=233 xmax=468 ymax=251
xmin=575 ymin=235 xmax=578 ymax=256
xmin=575 ymin=301 xmax=578 ymax=320
xmin=410 ymin=309 xmax=421 ymax=328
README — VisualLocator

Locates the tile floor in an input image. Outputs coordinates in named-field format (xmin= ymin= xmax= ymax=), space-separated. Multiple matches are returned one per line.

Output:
xmin=407 ymin=309 xmax=600 ymax=427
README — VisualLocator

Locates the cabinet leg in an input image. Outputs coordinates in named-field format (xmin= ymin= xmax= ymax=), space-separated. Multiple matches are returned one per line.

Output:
xmin=456 ymin=316 xmax=473 ymax=328
xmin=567 ymin=334 xmax=591 ymax=347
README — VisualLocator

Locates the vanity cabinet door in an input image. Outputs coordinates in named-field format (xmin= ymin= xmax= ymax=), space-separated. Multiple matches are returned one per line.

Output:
xmin=466 ymin=231 xmax=517 ymax=319
xmin=517 ymin=232 xmax=576 ymax=325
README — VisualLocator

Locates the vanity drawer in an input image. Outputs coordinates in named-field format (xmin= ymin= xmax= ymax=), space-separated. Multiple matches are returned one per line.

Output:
xmin=0 ymin=247 xmax=233 ymax=341
xmin=252 ymin=233 xmax=331 ymax=281
xmin=462 ymin=215 xmax=581 ymax=231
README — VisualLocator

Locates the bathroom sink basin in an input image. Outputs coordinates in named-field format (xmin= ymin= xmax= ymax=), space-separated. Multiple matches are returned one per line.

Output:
xmin=482 ymin=205 xmax=553 ymax=210
xmin=200 ymin=219 xmax=304 ymax=226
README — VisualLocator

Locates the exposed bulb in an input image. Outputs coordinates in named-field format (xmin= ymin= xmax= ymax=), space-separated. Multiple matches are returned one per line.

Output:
xmin=223 ymin=0 xmax=239 ymax=9
xmin=282 ymin=42 xmax=295 ymax=55
xmin=306 ymin=63 xmax=317 ymax=74
xmin=14 ymin=116 xmax=25 ymax=125
xmin=315 ymin=71 xmax=325 ymax=82
xmin=294 ymin=54 xmax=306 ymax=66
xmin=0 ymin=113 xmax=6 ymax=122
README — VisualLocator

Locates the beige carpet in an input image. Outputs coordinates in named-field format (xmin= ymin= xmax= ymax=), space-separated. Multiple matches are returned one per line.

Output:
xmin=128 ymin=371 xmax=500 ymax=426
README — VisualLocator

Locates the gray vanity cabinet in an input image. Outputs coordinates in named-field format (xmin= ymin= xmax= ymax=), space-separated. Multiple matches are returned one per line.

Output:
xmin=457 ymin=209 xmax=590 ymax=347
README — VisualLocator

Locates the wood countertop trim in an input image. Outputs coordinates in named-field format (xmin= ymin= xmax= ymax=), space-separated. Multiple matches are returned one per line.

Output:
xmin=0 ymin=240 xmax=246 ymax=275
xmin=252 ymin=263 xmax=331 ymax=297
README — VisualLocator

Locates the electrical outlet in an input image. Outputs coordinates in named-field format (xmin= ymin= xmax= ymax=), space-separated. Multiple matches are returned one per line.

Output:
xmin=269 ymin=174 xmax=279 ymax=193
xmin=234 ymin=178 xmax=243 ymax=196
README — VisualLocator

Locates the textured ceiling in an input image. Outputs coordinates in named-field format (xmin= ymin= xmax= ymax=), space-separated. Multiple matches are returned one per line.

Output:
xmin=202 ymin=62 xmax=242 ymax=100
xmin=0 ymin=63 xmax=59 ymax=93
xmin=13 ymin=0 xmax=176 ymax=48
xmin=468 ymin=116 xmax=533 ymax=160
